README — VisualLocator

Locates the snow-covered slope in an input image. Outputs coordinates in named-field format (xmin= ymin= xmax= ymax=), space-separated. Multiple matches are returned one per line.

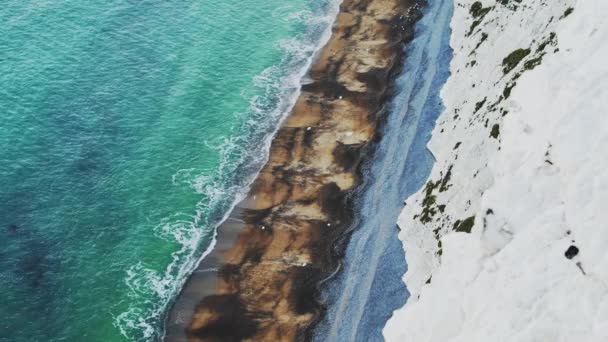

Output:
xmin=385 ymin=0 xmax=608 ymax=341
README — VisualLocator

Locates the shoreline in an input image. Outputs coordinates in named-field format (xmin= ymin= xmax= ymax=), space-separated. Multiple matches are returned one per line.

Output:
xmin=315 ymin=0 xmax=455 ymax=339
xmin=164 ymin=0 xmax=422 ymax=340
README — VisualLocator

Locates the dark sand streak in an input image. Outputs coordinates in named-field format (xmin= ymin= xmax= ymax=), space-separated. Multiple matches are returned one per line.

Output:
xmin=164 ymin=0 xmax=422 ymax=340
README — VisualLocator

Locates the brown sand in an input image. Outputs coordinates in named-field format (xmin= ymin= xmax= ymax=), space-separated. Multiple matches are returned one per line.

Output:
xmin=164 ymin=0 xmax=421 ymax=341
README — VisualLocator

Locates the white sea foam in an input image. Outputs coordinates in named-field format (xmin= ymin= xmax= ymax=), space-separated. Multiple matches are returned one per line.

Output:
xmin=113 ymin=1 xmax=342 ymax=340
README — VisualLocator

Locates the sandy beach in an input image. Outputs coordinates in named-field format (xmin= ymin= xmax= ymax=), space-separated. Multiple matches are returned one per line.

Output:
xmin=165 ymin=0 xmax=421 ymax=340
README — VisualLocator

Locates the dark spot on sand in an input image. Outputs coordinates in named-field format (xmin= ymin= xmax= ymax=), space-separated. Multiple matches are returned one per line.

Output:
xmin=242 ymin=246 xmax=264 ymax=264
xmin=188 ymin=294 xmax=258 ymax=342
xmin=290 ymin=266 xmax=320 ymax=315
xmin=218 ymin=264 xmax=241 ymax=285
xmin=333 ymin=142 xmax=364 ymax=171
xmin=357 ymin=67 xmax=389 ymax=92
xmin=318 ymin=182 xmax=348 ymax=221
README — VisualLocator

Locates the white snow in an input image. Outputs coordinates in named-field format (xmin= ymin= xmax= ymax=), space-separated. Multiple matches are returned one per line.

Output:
xmin=384 ymin=0 xmax=608 ymax=341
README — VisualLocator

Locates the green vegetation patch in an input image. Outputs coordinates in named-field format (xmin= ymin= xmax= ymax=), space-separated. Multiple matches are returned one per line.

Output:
xmin=470 ymin=2 xmax=490 ymax=17
xmin=453 ymin=215 xmax=476 ymax=233
xmin=503 ymin=82 xmax=516 ymax=99
xmin=502 ymin=48 xmax=530 ymax=74
xmin=468 ymin=2 xmax=493 ymax=36
xmin=499 ymin=0 xmax=523 ymax=4
xmin=537 ymin=32 xmax=557 ymax=52
xmin=499 ymin=0 xmax=523 ymax=10
xmin=419 ymin=166 xmax=455 ymax=223
xmin=516 ymin=32 xmax=558 ymax=72
xmin=524 ymin=55 xmax=543 ymax=71
xmin=420 ymin=180 xmax=439 ymax=223
xmin=470 ymin=32 xmax=489 ymax=56
xmin=439 ymin=165 xmax=453 ymax=192
xmin=490 ymin=123 xmax=500 ymax=139
xmin=474 ymin=97 xmax=487 ymax=113
xmin=561 ymin=7 xmax=574 ymax=19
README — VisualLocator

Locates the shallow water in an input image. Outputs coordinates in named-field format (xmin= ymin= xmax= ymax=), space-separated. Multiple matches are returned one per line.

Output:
xmin=313 ymin=0 xmax=455 ymax=341
xmin=0 ymin=1 xmax=334 ymax=340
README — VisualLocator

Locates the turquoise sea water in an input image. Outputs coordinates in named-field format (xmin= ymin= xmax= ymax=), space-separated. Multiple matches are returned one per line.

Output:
xmin=0 ymin=1 xmax=335 ymax=341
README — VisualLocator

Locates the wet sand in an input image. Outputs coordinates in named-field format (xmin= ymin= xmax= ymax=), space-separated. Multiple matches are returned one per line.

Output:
xmin=164 ymin=0 xmax=421 ymax=341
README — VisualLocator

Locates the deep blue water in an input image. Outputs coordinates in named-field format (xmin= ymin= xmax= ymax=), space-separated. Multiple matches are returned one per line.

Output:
xmin=313 ymin=0 xmax=455 ymax=340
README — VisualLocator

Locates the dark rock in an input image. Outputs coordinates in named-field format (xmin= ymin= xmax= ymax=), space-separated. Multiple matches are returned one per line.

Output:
xmin=565 ymin=245 xmax=579 ymax=259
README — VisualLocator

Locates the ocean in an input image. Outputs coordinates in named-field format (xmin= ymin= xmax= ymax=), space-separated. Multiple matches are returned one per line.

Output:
xmin=0 ymin=1 xmax=335 ymax=341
